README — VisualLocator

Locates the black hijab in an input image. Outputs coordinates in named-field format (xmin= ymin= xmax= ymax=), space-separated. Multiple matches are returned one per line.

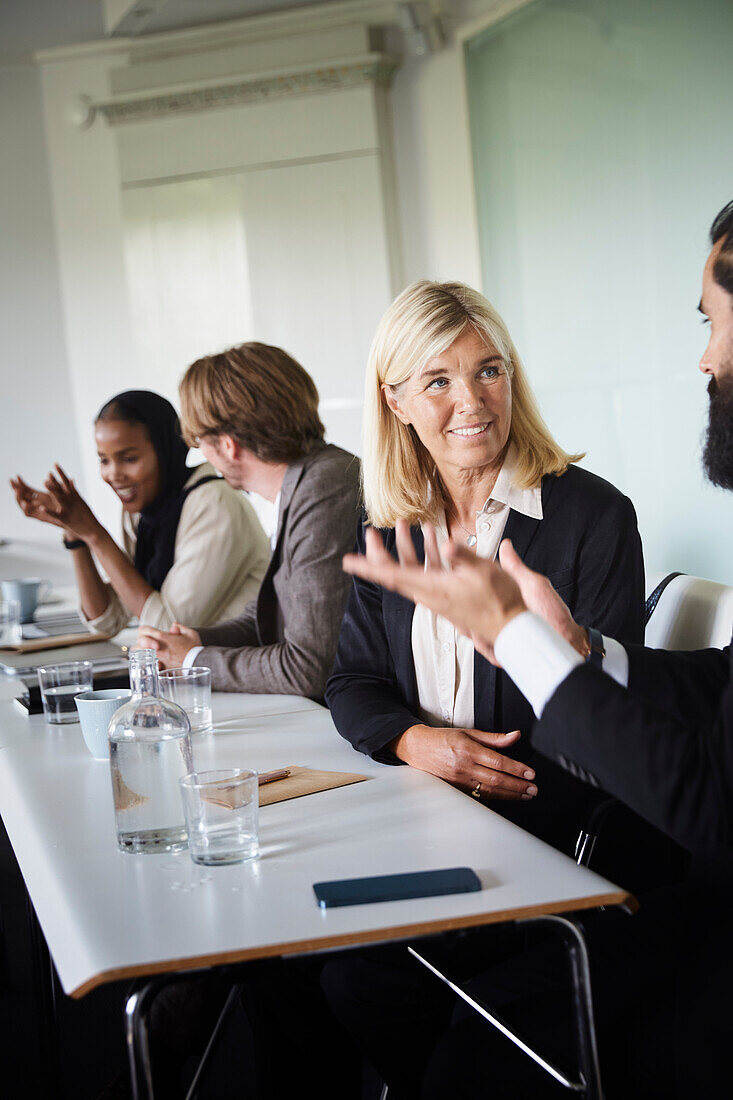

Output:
xmin=97 ymin=390 xmax=192 ymax=591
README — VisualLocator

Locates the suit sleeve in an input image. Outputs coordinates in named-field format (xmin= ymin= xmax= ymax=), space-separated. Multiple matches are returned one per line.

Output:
xmin=625 ymin=642 xmax=730 ymax=728
xmin=532 ymin=648 xmax=733 ymax=852
xmin=196 ymin=468 xmax=359 ymax=700
xmin=566 ymin=490 xmax=645 ymax=645
xmin=325 ymin=522 xmax=421 ymax=762
xmin=197 ymin=601 xmax=259 ymax=648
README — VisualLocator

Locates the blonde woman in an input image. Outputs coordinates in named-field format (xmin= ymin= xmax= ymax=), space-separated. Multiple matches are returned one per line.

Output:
xmin=325 ymin=280 xmax=645 ymax=854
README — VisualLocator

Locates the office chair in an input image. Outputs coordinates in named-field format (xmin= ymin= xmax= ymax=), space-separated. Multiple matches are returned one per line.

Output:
xmin=643 ymin=571 xmax=733 ymax=651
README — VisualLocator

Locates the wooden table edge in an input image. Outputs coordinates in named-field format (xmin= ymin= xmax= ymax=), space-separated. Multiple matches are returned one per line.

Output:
xmin=68 ymin=887 xmax=637 ymax=998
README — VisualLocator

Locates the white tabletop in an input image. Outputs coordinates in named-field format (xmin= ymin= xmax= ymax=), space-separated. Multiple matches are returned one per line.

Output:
xmin=0 ymin=694 xmax=633 ymax=999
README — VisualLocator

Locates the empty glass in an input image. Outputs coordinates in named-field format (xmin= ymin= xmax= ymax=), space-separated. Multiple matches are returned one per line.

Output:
xmin=37 ymin=660 xmax=94 ymax=725
xmin=179 ymin=769 xmax=259 ymax=866
xmin=159 ymin=667 xmax=212 ymax=732
xmin=0 ymin=598 xmax=22 ymax=646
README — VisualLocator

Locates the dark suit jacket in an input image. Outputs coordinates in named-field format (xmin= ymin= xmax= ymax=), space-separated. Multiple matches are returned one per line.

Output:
xmin=325 ymin=464 xmax=646 ymax=855
xmin=534 ymin=641 xmax=732 ymax=854
xmin=533 ymin=640 xmax=733 ymax=1093
xmin=195 ymin=442 xmax=361 ymax=700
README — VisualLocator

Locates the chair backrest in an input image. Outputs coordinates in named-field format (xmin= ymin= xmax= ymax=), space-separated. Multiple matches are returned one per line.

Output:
xmin=645 ymin=571 xmax=733 ymax=650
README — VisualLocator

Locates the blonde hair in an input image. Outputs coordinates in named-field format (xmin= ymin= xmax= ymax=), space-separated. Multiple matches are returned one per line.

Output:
xmin=363 ymin=280 xmax=583 ymax=528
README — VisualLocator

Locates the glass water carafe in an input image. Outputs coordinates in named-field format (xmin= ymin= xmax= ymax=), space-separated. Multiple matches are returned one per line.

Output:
xmin=108 ymin=649 xmax=193 ymax=854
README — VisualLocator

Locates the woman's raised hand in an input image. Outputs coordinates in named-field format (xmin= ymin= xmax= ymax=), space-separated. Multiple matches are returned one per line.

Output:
xmin=10 ymin=474 xmax=68 ymax=532
xmin=39 ymin=465 xmax=102 ymax=542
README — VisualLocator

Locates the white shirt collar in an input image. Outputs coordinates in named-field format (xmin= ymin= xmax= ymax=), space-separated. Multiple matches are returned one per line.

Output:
xmin=270 ymin=491 xmax=281 ymax=551
xmin=482 ymin=443 xmax=543 ymax=520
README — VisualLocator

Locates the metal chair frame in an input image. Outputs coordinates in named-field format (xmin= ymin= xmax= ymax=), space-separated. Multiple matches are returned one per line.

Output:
xmin=404 ymin=914 xmax=606 ymax=1099
xmin=125 ymin=967 xmax=245 ymax=1100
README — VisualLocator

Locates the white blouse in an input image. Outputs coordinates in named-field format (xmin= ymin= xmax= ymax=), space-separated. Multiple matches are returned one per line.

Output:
xmin=85 ymin=463 xmax=271 ymax=636
xmin=411 ymin=447 xmax=543 ymax=731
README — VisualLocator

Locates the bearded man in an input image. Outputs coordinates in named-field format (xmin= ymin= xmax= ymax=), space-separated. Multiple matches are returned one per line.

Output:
xmin=330 ymin=200 xmax=733 ymax=1099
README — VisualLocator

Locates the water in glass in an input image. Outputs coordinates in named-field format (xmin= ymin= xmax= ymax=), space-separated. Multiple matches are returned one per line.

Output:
xmin=43 ymin=684 xmax=86 ymax=723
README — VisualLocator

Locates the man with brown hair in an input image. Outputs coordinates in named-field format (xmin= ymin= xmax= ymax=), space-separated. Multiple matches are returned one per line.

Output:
xmin=139 ymin=341 xmax=360 ymax=700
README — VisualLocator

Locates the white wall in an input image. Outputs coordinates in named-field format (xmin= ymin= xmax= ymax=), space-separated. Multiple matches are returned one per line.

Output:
xmin=37 ymin=50 xmax=140 ymax=537
xmin=389 ymin=27 xmax=483 ymax=289
xmin=0 ymin=60 xmax=81 ymax=575
xmin=33 ymin=26 xmax=400 ymax=533
xmin=464 ymin=0 xmax=733 ymax=584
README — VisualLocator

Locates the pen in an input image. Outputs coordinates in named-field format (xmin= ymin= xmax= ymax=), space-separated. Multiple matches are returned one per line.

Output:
xmin=258 ymin=768 xmax=291 ymax=786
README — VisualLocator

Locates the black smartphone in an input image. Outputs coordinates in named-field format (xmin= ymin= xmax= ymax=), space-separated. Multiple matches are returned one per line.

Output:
xmin=313 ymin=867 xmax=481 ymax=909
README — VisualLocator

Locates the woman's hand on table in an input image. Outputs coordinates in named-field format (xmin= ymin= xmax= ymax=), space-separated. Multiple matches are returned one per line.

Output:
xmin=136 ymin=622 xmax=202 ymax=669
xmin=391 ymin=724 xmax=538 ymax=801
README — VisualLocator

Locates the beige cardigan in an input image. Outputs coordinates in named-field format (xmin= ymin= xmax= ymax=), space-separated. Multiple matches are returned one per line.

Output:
xmin=86 ymin=463 xmax=270 ymax=635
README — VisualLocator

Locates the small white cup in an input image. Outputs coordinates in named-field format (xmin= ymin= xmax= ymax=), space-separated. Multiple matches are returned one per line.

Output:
xmin=75 ymin=689 xmax=132 ymax=759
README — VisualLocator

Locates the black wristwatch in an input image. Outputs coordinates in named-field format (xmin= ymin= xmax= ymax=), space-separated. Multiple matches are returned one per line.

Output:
xmin=62 ymin=537 xmax=86 ymax=550
xmin=585 ymin=627 xmax=606 ymax=668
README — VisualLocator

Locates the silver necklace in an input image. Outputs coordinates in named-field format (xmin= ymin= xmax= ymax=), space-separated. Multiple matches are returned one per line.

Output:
xmin=452 ymin=515 xmax=477 ymax=547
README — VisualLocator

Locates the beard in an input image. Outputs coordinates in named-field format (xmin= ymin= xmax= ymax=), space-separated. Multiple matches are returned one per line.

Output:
xmin=702 ymin=375 xmax=733 ymax=490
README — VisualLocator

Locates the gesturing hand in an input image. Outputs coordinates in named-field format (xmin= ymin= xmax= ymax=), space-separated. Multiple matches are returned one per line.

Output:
xmin=343 ymin=521 xmax=587 ymax=662
xmin=493 ymin=539 xmax=588 ymax=655
xmin=39 ymin=465 xmax=102 ymax=542
xmin=343 ymin=521 xmax=526 ymax=662
xmin=136 ymin=623 xmax=202 ymax=670
xmin=11 ymin=466 xmax=102 ymax=542
xmin=393 ymin=724 xmax=538 ymax=801
xmin=10 ymin=475 xmax=68 ymax=532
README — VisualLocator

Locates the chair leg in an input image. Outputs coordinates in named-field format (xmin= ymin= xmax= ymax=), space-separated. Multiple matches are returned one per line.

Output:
xmin=531 ymin=916 xmax=603 ymax=1100
xmin=574 ymin=830 xmax=599 ymax=867
xmin=125 ymin=980 xmax=161 ymax=1100
xmin=125 ymin=973 xmax=244 ymax=1100
xmin=408 ymin=914 xmax=604 ymax=1098
xmin=575 ymin=798 xmax=618 ymax=869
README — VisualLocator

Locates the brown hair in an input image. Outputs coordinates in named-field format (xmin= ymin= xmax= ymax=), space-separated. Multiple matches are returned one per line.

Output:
xmin=179 ymin=342 xmax=325 ymax=463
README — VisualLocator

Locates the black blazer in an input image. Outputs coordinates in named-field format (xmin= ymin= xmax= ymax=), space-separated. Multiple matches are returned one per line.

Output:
xmin=533 ymin=641 xmax=733 ymax=1093
xmin=534 ymin=641 xmax=732 ymax=854
xmin=326 ymin=465 xmax=646 ymax=855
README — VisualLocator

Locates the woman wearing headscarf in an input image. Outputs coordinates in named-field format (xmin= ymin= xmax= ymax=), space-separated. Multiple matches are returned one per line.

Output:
xmin=10 ymin=390 xmax=270 ymax=635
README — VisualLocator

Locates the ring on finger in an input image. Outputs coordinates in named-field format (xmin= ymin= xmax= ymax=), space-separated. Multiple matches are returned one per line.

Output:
xmin=471 ymin=782 xmax=482 ymax=799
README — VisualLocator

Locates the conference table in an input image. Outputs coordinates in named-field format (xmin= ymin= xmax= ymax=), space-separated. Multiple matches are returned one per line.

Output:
xmin=0 ymin=679 xmax=634 ymax=1099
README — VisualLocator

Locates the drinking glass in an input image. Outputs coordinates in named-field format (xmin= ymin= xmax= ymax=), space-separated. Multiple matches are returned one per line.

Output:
xmin=179 ymin=769 xmax=259 ymax=866
xmin=159 ymin=667 xmax=212 ymax=732
xmin=0 ymin=599 xmax=22 ymax=646
xmin=37 ymin=660 xmax=94 ymax=725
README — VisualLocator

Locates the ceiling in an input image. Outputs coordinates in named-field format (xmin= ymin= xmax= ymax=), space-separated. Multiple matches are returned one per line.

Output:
xmin=0 ymin=0 xmax=369 ymax=55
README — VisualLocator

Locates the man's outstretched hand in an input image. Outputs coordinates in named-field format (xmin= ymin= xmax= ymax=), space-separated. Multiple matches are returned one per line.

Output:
xmin=342 ymin=521 xmax=587 ymax=662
